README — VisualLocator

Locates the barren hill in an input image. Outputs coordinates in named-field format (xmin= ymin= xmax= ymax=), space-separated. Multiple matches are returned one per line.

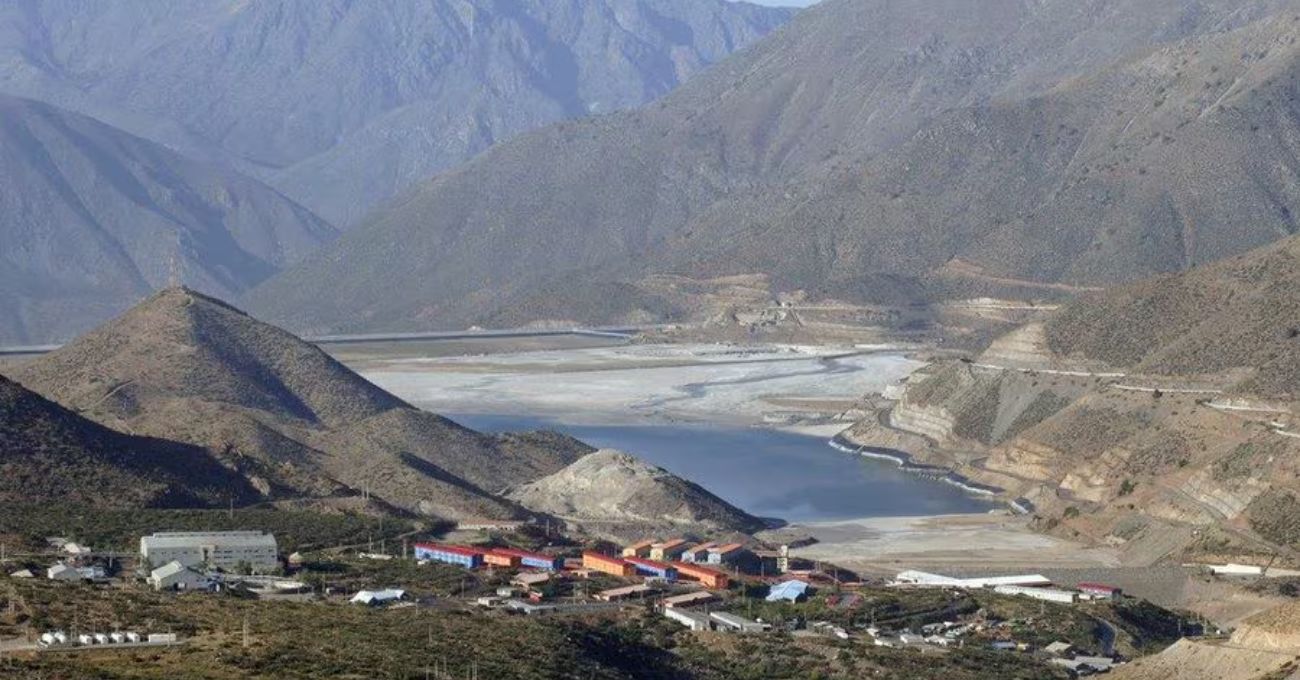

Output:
xmin=1046 ymin=235 xmax=1300 ymax=399
xmin=14 ymin=288 xmax=590 ymax=519
xmin=248 ymin=0 xmax=1300 ymax=336
xmin=508 ymin=449 xmax=763 ymax=541
xmin=0 ymin=374 xmax=256 ymax=508
xmin=0 ymin=94 xmax=335 ymax=345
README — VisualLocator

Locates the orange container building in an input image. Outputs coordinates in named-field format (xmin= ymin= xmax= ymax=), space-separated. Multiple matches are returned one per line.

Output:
xmin=672 ymin=562 xmax=731 ymax=589
xmin=483 ymin=550 xmax=522 ymax=568
xmin=583 ymin=551 xmax=636 ymax=578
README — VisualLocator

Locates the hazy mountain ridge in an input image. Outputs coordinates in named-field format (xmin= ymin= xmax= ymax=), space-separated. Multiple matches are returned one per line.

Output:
xmin=248 ymin=0 xmax=1300 ymax=335
xmin=0 ymin=0 xmax=792 ymax=226
xmin=0 ymin=93 xmax=336 ymax=345
xmin=13 ymin=288 xmax=591 ymax=520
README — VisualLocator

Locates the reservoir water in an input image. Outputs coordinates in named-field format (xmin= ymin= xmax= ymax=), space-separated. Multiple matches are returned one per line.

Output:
xmin=449 ymin=413 xmax=992 ymax=523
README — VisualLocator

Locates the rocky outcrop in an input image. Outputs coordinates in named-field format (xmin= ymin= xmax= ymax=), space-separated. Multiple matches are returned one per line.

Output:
xmin=508 ymin=449 xmax=763 ymax=541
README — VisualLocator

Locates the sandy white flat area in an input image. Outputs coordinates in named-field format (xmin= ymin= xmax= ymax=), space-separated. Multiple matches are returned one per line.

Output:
xmin=360 ymin=343 xmax=923 ymax=426
xmin=780 ymin=514 xmax=1121 ymax=574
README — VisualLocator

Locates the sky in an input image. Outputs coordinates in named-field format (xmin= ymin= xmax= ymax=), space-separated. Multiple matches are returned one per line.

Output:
xmin=737 ymin=0 xmax=820 ymax=6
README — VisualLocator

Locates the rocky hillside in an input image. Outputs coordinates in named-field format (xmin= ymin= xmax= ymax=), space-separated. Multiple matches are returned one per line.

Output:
xmin=13 ymin=288 xmax=590 ymax=520
xmin=0 ymin=374 xmax=256 ymax=508
xmin=508 ymin=449 xmax=763 ymax=541
xmin=1046 ymin=235 xmax=1300 ymax=400
xmin=248 ymin=0 xmax=1300 ymax=335
xmin=850 ymin=234 xmax=1300 ymax=567
xmin=0 ymin=94 xmax=335 ymax=345
xmin=0 ymin=0 xmax=791 ymax=227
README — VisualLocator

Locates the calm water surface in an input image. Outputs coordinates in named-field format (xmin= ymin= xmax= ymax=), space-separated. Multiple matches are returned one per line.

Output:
xmin=450 ymin=413 xmax=991 ymax=523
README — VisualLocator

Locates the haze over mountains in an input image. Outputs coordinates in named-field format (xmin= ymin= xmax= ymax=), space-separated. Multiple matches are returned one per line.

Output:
xmin=0 ymin=0 xmax=791 ymax=227
xmin=0 ymin=94 xmax=334 ymax=345
xmin=249 ymin=0 xmax=1300 ymax=335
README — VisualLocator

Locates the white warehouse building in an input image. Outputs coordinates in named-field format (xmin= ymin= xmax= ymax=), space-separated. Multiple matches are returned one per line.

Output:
xmin=140 ymin=531 xmax=278 ymax=573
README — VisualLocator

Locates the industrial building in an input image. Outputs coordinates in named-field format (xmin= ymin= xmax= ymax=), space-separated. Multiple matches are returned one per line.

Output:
xmin=649 ymin=539 xmax=689 ymax=561
xmin=139 ymin=531 xmax=278 ymax=573
xmin=705 ymin=544 xmax=745 ymax=565
xmin=595 ymin=584 xmax=657 ymax=602
xmin=664 ymin=608 xmax=714 ymax=631
xmin=680 ymin=543 xmax=716 ymax=563
xmin=1078 ymin=582 xmax=1122 ymax=600
xmin=149 ymin=561 xmax=208 ymax=592
xmin=583 ymin=552 xmax=636 ymax=578
xmin=622 ymin=540 xmax=654 ymax=558
xmin=46 ymin=564 xmax=81 ymax=581
xmin=662 ymin=591 xmax=718 ymax=608
xmin=350 ymin=589 xmax=407 ymax=606
xmin=993 ymin=585 xmax=1078 ymax=603
xmin=483 ymin=550 xmax=521 ymax=568
xmin=710 ymin=612 xmax=768 ymax=633
xmin=512 ymin=572 xmax=553 ymax=588
xmin=766 ymin=580 xmax=810 ymax=602
xmin=413 ymin=543 xmax=483 ymax=568
xmin=671 ymin=562 xmax=730 ymax=589
xmin=624 ymin=557 xmax=678 ymax=581
xmin=892 ymin=570 xmax=1052 ymax=589
xmin=492 ymin=548 xmax=562 ymax=571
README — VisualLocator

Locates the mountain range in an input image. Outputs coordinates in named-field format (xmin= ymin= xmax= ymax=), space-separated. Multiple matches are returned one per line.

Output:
xmin=0 ymin=93 xmax=334 ymax=346
xmin=3 ymin=287 xmax=760 ymax=534
xmin=11 ymin=287 xmax=586 ymax=519
xmin=0 ymin=0 xmax=791 ymax=227
xmin=247 ymin=0 xmax=1300 ymax=336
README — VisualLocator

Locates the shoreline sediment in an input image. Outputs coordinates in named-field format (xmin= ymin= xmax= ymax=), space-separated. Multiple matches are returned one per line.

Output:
xmin=827 ymin=435 xmax=1005 ymax=499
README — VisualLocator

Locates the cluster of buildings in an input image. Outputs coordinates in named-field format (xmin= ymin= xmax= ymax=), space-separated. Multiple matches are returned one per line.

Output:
xmin=37 ymin=631 xmax=176 ymax=648
xmin=663 ymin=607 xmax=769 ymax=633
xmin=890 ymin=570 xmax=1122 ymax=604
xmin=583 ymin=551 xmax=731 ymax=589
xmin=412 ymin=543 xmax=563 ymax=571
xmin=622 ymin=539 xmax=747 ymax=566
xmin=140 ymin=531 xmax=279 ymax=574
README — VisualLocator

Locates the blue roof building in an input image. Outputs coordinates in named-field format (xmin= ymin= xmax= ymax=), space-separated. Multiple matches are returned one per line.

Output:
xmin=766 ymin=580 xmax=810 ymax=602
